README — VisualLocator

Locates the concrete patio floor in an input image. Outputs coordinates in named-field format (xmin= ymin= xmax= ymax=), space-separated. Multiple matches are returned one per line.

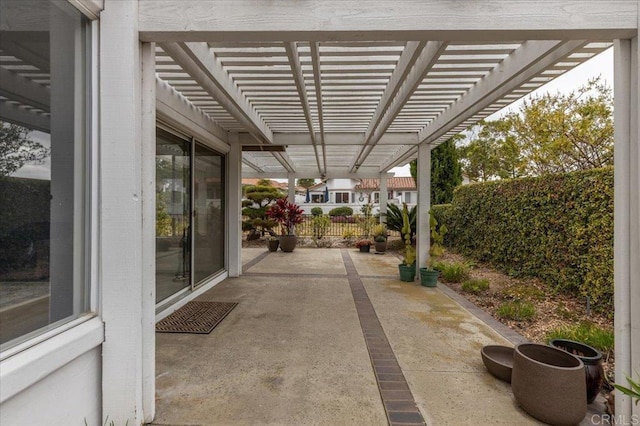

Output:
xmin=153 ymin=248 xmax=596 ymax=425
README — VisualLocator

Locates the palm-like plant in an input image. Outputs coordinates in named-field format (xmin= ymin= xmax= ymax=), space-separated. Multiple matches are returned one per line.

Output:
xmin=266 ymin=198 xmax=304 ymax=236
xmin=384 ymin=203 xmax=416 ymax=239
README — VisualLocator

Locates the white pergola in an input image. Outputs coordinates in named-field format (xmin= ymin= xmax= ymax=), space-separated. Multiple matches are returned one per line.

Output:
xmin=85 ymin=0 xmax=640 ymax=423
xmin=3 ymin=2 xmax=640 ymax=425
xmin=132 ymin=0 xmax=640 ymax=419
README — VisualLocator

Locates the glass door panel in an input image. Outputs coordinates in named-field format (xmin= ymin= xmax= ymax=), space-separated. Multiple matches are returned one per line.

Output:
xmin=155 ymin=129 xmax=191 ymax=303
xmin=193 ymin=143 xmax=225 ymax=285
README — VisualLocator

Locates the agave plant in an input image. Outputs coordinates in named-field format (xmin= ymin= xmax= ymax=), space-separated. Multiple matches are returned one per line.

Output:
xmin=384 ymin=203 xmax=416 ymax=239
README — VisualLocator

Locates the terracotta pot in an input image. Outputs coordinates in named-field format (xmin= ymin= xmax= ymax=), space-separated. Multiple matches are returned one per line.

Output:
xmin=512 ymin=343 xmax=586 ymax=425
xmin=548 ymin=339 xmax=604 ymax=404
xmin=279 ymin=235 xmax=297 ymax=252
xmin=374 ymin=240 xmax=387 ymax=252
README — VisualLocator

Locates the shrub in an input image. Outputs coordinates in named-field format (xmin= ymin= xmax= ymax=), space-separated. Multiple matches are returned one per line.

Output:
xmin=311 ymin=215 xmax=330 ymax=239
xmin=310 ymin=207 xmax=323 ymax=216
xmin=496 ymin=301 xmax=536 ymax=321
xmin=433 ymin=260 xmax=471 ymax=283
xmin=342 ymin=229 xmax=356 ymax=241
xmin=545 ymin=322 xmax=614 ymax=353
xmin=503 ymin=284 xmax=546 ymax=301
xmin=433 ymin=167 xmax=614 ymax=312
xmin=331 ymin=215 xmax=356 ymax=223
xmin=329 ymin=206 xmax=353 ymax=217
xmin=461 ymin=279 xmax=490 ymax=294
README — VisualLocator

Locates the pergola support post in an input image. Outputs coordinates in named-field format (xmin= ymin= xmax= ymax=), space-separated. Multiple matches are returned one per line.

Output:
xmin=228 ymin=134 xmax=242 ymax=277
xmin=288 ymin=174 xmax=296 ymax=204
xmin=379 ymin=174 xmax=388 ymax=223
xmin=613 ymin=37 xmax=639 ymax=419
xmin=416 ymin=143 xmax=431 ymax=277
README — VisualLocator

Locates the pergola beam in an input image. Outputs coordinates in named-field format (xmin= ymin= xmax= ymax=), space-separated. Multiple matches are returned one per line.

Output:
xmin=159 ymin=41 xmax=273 ymax=144
xmin=140 ymin=0 xmax=638 ymax=42
xmin=418 ymin=39 xmax=586 ymax=145
xmin=310 ymin=42 xmax=327 ymax=175
xmin=238 ymin=132 xmax=418 ymax=146
xmin=242 ymin=153 xmax=266 ymax=173
xmin=350 ymin=41 xmax=446 ymax=171
xmin=284 ymin=41 xmax=322 ymax=174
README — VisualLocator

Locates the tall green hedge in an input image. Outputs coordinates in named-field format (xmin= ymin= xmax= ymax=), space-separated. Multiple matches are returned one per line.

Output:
xmin=432 ymin=167 xmax=613 ymax=312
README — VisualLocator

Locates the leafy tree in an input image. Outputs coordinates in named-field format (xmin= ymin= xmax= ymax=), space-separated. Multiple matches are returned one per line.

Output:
xmin=297 ymin=178 xmax=316 ymax=189
xmin=410 ymin=135 xmax=463 ymax=203
xmin=505 ymin=77 xmax=613 ymax=175
xmin=459 ymin=122 xmax=506 ymax=182
xmin=459 ymin=77 xmax=614 ymax=181
xmin=0 ymin=122 xmax=50 ymax=177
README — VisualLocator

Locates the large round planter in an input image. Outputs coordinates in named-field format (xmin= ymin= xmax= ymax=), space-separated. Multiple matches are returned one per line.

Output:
xmin=512 ymin=343 xmax=587 ymax=425
xmin=374 ymin=241 xmax=387 ymax=253
xmin=398 ymin=264 xmax=416 ymax=282
xmin=268 ymin=239 xmax=280 ymax=252
xmin=279 ymin=235 xmax=298 ymax=252
xmin=549 ymin=339 xmax=604 ymax=404
xmin=419 ymin=268 xmax=439 ymax=287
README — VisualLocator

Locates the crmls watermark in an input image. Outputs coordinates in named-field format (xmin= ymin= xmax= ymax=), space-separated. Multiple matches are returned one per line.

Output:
xmin=591 ymin=414 xmax=640 ymax=425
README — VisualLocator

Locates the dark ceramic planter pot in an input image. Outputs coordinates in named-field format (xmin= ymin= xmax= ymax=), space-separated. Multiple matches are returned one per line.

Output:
xmin=481 ymin=345 xmax=514 ymax=383
xmin=419 ymin=268 xmax=438 ymax=287
xmin=279 ymin=235 xmax=297 ymax=252
xmin=374 ymin=241 xmax=387 ymax=252
xmin=512 ymin=343 xmax=586 ymax=425
xmin=268 ymin=239 xmax=279 ymax=252
xmin=549 ymin=339 xmax=604 ymax=404
xmin=359 ymin=245 xmax=371 ymax=253
xmin=398 ymin=264 xmax=416 ymax=282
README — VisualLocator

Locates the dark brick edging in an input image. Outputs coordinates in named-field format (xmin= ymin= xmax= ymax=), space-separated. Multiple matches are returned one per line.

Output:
xmin=340 ymin=249 xmax=426 ymax=426
xmin=437 ymin=283 xmax=529 ymax=345
xmin=242 ymin=250 xmax=271 ymax=273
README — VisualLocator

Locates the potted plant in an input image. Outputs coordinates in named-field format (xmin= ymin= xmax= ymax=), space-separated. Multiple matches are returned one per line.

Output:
xmin=372 ymin=224 xmax=388 ymax=253
xmin=419 ymin=210 xmax=447 ymax=287
xmin=398 ymin=203 xmax=416 ymax=282
xmin=266 ymin=198 xmax=304 ymax=252
xmin=267 ymin=236 xmax=279 ymax=252
xmin=356 ymin=239 xmax=372 ymax=253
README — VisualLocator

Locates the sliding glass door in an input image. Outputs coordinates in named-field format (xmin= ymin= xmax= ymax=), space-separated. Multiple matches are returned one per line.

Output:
xmin=193 ymin=143 xmax=225 ymax=284
xmin=155 ymin=129 xmax=191 ymax=303
xmin=155 ymin=128 xmax=226 ymax=305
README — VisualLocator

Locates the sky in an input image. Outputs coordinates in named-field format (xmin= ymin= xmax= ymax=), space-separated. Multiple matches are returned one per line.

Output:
xmin=389 ymin=47 xmax=614 ymax=177
xmin=10 ymin=48 xmax=613 ymax=181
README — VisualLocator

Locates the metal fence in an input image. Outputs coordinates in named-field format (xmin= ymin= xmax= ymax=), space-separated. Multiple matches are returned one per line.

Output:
xmin=295 ymin=214 xmax=400 ymax=238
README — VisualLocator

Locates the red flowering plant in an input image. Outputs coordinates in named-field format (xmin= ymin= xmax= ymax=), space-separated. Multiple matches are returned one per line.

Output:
xmin=266 ymin=198 xmax=305 ymax=236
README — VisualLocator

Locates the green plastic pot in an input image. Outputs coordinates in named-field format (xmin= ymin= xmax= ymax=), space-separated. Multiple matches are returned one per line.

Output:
xmin=398 ymin=263 xmax=416 ymax=282
xmin=419 ymin=268 xmax=439 ymax=287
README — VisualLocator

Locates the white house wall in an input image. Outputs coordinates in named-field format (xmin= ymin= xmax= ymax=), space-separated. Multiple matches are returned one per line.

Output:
xmin=0 ymin=348 xmax=101 ymax=426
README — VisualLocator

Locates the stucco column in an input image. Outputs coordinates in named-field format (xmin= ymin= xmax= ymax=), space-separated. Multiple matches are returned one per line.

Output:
xmin=288 ymin=174 xmax=296 ymax=203
xmin=379 ymin=174 xmax=388 ymax=223
xmin=416 ymin=143 xmax=431 ymax=274
xmin=614 ymin=37 xmax=640 ymax=419
xmin=100 ymin=1 xmax=144 ymax=423
xmin=227 ymin=134 xmax=242 ymax=277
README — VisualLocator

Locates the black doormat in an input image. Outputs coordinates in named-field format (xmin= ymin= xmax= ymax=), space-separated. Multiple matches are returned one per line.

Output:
xmin=156 ymin=301 xmax=238 ymax=334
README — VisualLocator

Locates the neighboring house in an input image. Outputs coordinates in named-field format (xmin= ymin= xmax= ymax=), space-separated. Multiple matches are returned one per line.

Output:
xmin=300 ymin=177 xmax=417 ymax=214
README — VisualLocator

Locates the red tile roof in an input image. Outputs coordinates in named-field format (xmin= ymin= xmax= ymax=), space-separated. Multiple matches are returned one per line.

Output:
xmin=356 ymin=177 xmax=416 ymax=190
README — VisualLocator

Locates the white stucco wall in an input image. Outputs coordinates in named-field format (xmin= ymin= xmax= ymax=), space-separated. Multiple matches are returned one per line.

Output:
xmin=1 ymin=348 xmax=101 ymax=426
